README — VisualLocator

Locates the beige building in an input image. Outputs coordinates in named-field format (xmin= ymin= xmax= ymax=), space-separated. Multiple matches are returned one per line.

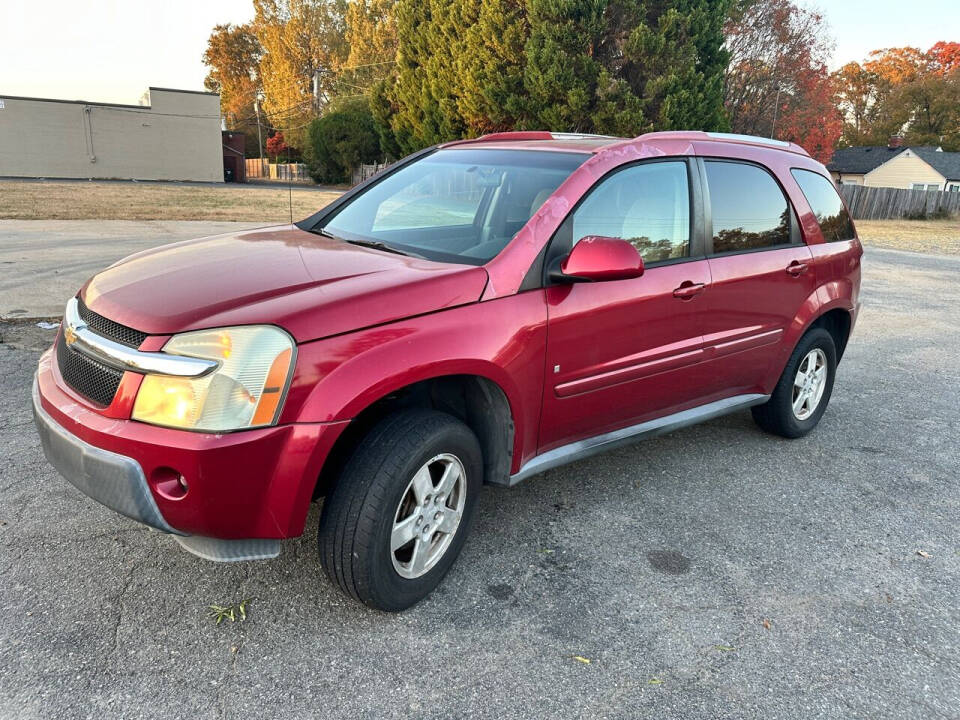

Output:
xmin=828 ymin=141 xmax=960 ymax=192
xmin=0 ymin=87 xmax=223 ymax=182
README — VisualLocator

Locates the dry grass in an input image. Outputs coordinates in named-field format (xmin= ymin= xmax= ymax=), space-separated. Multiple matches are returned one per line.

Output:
xmin=0 ymin=180 xmax=342 ymax=223
xmin=2 ymin=181 xmax=957 ymax=256
xmin=856 ymin=218 xmax=960 ymax=256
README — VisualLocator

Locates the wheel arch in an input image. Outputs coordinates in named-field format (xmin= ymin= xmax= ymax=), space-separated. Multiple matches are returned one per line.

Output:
xmin=313 ymin=373 xmax=517 ymax=498
xmin=808 ymin=306 xmax=852 ymax=361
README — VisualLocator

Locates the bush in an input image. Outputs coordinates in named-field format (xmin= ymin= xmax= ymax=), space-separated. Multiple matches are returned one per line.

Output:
xmin=305 ymin=97 xmax=382 ymax=184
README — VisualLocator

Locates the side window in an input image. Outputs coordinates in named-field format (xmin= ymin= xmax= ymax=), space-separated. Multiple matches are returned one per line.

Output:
xmin=704 ymin=161 xmax=792 ymax=253
xmin=571 ymin=161 xmax=690 ymax=263
xmin=791 ymin=169 xmax=856 ymax=243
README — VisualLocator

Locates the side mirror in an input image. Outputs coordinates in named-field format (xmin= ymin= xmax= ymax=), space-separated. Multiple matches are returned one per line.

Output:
xmin=551 ymin=235 xmax=645 ymax=283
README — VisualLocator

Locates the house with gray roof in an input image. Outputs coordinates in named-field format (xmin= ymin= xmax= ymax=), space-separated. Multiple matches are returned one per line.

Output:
xmin=828 ymin=138 xmax=960 ymax=192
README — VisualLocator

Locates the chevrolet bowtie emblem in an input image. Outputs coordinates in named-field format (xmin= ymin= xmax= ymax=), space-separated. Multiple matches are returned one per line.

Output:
xmin=64 ymin=324 xmax=79 ymax=346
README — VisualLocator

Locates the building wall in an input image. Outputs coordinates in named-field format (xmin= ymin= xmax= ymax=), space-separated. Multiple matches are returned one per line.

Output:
xmin=832 ymin=172 xmax=864 ymax=186
xmin=863 ymin=150 xmax=946 ymax=189
xmin=0 ymin=88 xmax=223 ymax=182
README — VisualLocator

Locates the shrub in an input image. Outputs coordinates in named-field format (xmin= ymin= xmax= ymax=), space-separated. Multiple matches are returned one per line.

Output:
xmin=305 ymin=97 xmax=382 ymax=184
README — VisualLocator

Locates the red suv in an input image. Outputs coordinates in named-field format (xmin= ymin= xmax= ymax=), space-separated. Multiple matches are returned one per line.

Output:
xmin=33 ymin=131 xmax=861 ymax=610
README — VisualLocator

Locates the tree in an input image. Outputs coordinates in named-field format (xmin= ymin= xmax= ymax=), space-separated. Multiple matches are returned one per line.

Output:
xmin=833 ymin=42 xmax=960 ymax=149
xmin=929 ymin=41 xmax=960 ymax=75
xmin=725 ymin=1 xmax=830 ymax=131
xmin=521 ymin=0 xmax=645 ymax=135
xmin=266 ymin=131 xmax=290 ymax=160
xmin=379 ymin=0 xmax=732 ymax=153
xmin=891 ymin=70 xmax=960 ymax=150
xmin=864 ymin=46 xmax=929 ymax=86
xmin=521 ymin=0 xmax=731 ymax=134
xmin=305 ymin=97 xmax=382 ymax=183
xmin=342 ymin=0 xmax=398 ymax=91
xmin=833 ymin=61 xmax=877 ymax=145
xmin=203 ymin=23 xmax=262 ymax=153
xmin=252 ymin=0 xmax=349 ymax=149
xmin=377 ymin=0 xmax=530 ymax=154
xmin=775 ymin=66 xmax=843 ymax=162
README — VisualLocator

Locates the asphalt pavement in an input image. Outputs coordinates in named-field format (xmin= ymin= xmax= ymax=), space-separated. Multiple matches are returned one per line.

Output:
xmin=0 ymin=220 xmax=266 ymax=319
xmin=0 ymin=233 xmax=957 ymax=719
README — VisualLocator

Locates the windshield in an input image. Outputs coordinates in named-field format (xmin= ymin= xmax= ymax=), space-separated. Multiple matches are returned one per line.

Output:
xmin=320 ymin=148 xmax=588 ymax=264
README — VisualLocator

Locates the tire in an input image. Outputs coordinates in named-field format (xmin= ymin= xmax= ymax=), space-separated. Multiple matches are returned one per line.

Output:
xmin=318 ymin=409 xmax=482 ymax=611
xmin=751 ymin=327 xmax=837 ymax=439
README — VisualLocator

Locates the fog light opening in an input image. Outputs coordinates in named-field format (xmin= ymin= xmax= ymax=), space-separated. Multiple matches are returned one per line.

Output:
xmin=152 ymin=466 xmax=188 ymax=500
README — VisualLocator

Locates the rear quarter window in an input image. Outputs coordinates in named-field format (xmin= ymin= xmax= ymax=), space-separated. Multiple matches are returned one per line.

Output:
xmin=791 ymin=169 xmax=856 ymax=243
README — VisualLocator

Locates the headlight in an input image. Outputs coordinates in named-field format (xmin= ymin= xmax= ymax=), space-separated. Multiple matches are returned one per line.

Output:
xmin=132 ymin=326 xmax=295 ymax=431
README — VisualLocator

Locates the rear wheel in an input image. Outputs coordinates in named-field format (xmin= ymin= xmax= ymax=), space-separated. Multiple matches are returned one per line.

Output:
xmin=318 ymin=409 xmax=482 ymax=611
xmin=752 ymin=327 xmax=837 ymax=438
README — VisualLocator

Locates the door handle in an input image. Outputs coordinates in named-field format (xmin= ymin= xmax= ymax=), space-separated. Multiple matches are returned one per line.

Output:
xmin=786 ymin=261 xmax=809 ymax=277
xmin=673 ymin=281 xmax=706 ymax=300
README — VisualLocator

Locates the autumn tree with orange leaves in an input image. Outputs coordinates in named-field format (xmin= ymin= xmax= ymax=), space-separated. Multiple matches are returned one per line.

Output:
xmin=833 ymin=43 xmax=960 ymax=150
xmin=723 ymin=0 xmax=841 ymax=162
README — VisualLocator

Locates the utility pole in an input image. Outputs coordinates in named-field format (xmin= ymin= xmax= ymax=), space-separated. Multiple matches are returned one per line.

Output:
xmin=254 ymin=94 xmax=265 ymax=178
xmin=313 ymin=68 xmax=323 ymax=112
xmin=771 ymin=85 xmax=782 ymax=140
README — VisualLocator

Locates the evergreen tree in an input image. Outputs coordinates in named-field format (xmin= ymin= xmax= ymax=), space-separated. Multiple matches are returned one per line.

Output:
xmin=380 ymin=0 xmax=732 ymax=151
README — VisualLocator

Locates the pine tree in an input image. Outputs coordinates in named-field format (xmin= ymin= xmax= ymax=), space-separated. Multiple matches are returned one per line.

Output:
xmin=379 ymin=0 xmax=733 ymax=152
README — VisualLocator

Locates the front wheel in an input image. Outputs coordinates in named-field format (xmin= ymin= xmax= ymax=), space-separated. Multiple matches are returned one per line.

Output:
xmin=752 ymin=327 xmax=837 ymax=438
xmin=318 ymin=409 xmax=482 ymax=611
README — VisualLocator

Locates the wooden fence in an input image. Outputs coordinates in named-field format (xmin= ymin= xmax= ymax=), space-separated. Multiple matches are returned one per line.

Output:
xmin=244 ymin=159 xmax=311 ymax=183
xmin=839 ymin=184 xmax=960 ymax=220
xmin=352 ymin=162 xmax=391 ymax=185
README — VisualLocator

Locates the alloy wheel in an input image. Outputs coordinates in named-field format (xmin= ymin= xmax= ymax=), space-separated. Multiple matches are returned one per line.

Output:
xmin=792 ymin=348 xmax=828 ymax=420
xmin=390 ymin=453 xmax=466 ymax=579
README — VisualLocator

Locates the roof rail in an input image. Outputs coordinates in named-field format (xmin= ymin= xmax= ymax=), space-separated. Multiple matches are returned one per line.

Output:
xmin=704 ymin=132 xmax=792 ymax=149
xmin=444 ymin=131 xmax=620 ymax=147
xmin=446 ymin=131 xmax=553 ymax=145
xmin=620 ymin=130 xmax=810 ymax=157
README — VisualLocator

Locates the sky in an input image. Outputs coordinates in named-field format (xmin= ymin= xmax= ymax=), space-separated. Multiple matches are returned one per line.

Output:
xmin=0 ymin=0 xmax=957 ymax=106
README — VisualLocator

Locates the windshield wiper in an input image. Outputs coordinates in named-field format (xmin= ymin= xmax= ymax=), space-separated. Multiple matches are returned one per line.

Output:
xmin=312 ymin=227 xmax=424 ymax=259
xmin=343 ymin=238 xmax=414 ymax=257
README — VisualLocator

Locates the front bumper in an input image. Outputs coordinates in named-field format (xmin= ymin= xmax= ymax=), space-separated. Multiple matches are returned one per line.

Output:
xmin=33 ymin=377 xmax=182 ymax=535
xmin=33 ymin=350 xmax=348 ymax=560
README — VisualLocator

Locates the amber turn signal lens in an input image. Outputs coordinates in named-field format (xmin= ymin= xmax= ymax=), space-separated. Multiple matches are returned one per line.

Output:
xmin=251 ymin=347 xmax=292 ymax=426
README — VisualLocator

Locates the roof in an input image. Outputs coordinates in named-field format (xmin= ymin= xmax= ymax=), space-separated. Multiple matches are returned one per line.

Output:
xmin=827 ymin=145 xmax=908 ymax=174
xmin=0 ymin=86 xmax=217 ymax=109
xmin=828 ymin=145 xmax=960 ymax=179
xmin=911 ymin=147 xmax=960 ymax=180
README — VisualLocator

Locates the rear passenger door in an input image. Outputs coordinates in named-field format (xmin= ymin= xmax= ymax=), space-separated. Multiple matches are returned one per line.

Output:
xmin=696 ymin=159 xmax=817 ymax=396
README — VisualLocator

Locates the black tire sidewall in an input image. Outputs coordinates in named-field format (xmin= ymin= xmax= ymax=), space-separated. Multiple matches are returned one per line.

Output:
xmin=774 ymin=328 xmax=837 ymax=437
xmin=365 ymin=417 xmax=482 ymax=611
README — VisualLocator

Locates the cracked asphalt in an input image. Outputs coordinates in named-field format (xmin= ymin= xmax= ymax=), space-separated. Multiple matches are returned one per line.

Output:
xmin=0 ymin=242 xmax=958 ymax=719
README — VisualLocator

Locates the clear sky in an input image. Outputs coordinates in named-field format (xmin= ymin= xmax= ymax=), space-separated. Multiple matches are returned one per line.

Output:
xmin=1 ymin=0 xmax=957 ymax=105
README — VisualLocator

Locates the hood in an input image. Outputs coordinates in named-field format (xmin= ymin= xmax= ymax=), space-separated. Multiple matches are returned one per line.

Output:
xmin=81 ymin=225 xmax=489 ymax=343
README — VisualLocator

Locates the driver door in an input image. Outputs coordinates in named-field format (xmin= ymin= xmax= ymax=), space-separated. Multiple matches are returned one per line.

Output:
xmin=538 ymin=159 xmax=713 ymax=453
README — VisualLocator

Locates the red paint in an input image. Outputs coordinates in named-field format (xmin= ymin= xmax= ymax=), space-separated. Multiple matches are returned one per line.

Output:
xmin=35 ymin=130 xmax=861 ymax=541
xmin=560 ymin=236 xmax=645 ymax=282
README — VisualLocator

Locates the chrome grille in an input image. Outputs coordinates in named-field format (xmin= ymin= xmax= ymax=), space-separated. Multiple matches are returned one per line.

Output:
xmin=77 ymin=297 xmax=148 ymax=349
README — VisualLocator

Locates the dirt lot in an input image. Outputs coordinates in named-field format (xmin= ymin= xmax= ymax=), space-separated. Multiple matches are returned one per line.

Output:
xmin=854 ymin=218 xmax=960 ymax=255
xmin=0 ymin=180 xmax=341 ymax=223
